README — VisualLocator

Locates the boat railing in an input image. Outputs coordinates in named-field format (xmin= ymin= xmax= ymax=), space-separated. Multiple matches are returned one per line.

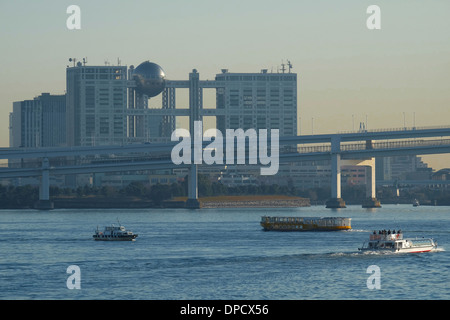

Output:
xmin=261 ymin=216 xmax=351 ymax=227
xmin=408 ymin=238 xmax=435 ymax=247
xmin=370 ymin=233 xmax=403 ymax=241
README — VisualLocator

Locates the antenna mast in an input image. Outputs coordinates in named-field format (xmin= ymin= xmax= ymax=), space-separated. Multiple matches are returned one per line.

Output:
xmin=287 ymin=60 xmax=293 ymax=73
xmin=281 ymin=60 xmax=286 ymax=73
xmin=69 ymin=58 xmax=76 ymax=67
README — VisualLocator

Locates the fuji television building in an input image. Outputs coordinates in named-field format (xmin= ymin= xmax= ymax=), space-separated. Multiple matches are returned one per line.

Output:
xmin=64 ymin=60 xmax=299 ymax=186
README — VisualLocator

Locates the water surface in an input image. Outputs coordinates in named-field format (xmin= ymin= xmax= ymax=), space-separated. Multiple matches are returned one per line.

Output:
xmin=0 ymin=205 xmax=448 ymax=299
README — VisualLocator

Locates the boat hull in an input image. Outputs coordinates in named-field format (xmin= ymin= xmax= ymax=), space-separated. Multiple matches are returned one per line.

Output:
xmin=93 ymin=235 xmax=138 ymax=241
xmin=261 ymin=216 xmax=351 ymax=232
xmin=261 ymin=224 xmax=351 ymax=232
xmin=93 ymin=222 xmax=138 ymax=241
xmin=359 ymin=246 xmax=436 ymax=253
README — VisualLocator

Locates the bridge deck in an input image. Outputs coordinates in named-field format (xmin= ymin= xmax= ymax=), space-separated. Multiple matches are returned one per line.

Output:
xmin=1 ymin=127 xmax=449 ymax=178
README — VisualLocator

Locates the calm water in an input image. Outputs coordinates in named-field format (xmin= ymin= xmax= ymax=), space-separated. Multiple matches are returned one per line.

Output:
xmin=0 ymin=204 xmax=449 ymax=300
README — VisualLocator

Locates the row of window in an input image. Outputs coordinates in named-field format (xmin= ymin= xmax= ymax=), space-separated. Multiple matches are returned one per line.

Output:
xmin=215 ymin=75 xmax=296 ymax=81
xmin=82 ymin=74 xmax=123 ymax=80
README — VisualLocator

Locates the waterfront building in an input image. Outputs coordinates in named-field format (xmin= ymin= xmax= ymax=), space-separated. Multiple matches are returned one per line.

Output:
xmin=9 ymin=93 xmax=67 ymax=189
xmin=10 ymin=60 xmax=301 ymax=188
xmin=10 ymin=93 xmax=66 ymax=148
xmin=64 ymin=61 xmax=298 ymax=146
xmin=66 ymin=63 xmax=128 ymax=146
xmin=259 ymin=161 xmax=332 ymax=189
xmin=376 ymin=155 xmax=430 ymax=182
xmin=206 ymin=67 xmax=298 ymax=186
xmin=127 ymin=62 xmax=170 ymax=142
xmin=215 ymin=68 xmax=297 ymax=136
xmin=432 ymin=168 xmax=450 ymax=181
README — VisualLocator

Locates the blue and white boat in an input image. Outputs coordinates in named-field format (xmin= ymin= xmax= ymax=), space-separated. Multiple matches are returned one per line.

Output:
xmin=359 ymin=230 xmax=437 ymax=253
xmin=93 ymin=221 xmax=138 ymax=241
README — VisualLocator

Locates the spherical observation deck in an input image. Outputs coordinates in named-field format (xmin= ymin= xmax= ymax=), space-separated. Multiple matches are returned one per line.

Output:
xmin=133 ymin=61 xmax=166 ymax=97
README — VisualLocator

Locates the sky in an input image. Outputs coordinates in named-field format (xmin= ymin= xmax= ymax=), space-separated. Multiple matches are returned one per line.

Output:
xmin=0 ymin=0 xmax=449 ymax=169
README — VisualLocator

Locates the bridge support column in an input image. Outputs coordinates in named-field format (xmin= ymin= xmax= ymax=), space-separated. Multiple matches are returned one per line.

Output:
xmin=185 ymin=69 xmax=201 ymax=209
xmin=326 ymin=153 xmax=346 ymax=208
xmin=186 ymin=164 xmax=201 ymax=209
xmin=362 ymin=157 xmax=381 ymax=208
xmin=337 ymin=157 xmax=381 ymax=208
xmin=35 ymin=158 xmax=54 ymax=210
xmin=326 ymin=137 xmax=346 ymax=208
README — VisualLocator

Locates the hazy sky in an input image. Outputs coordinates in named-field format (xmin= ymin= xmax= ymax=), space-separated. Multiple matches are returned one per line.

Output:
xmin=1 ymin=0 xmax=449 ymax=169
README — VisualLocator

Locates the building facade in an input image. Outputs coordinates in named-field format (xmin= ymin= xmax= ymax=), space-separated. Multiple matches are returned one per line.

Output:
xmin=10 ymin=93 xmax=66 ymax=148
xmin=215 ymin=69 xmax=297 ymax=136
xmin=376 ymin=155 xmax=431 ymax=182
xmin=10 ymin=62 xmax=302 ymax=188
xmin=66 ymin=64 xmax=128 ymax=146
xmin=65 ymin=63 xmax=298 ymax=146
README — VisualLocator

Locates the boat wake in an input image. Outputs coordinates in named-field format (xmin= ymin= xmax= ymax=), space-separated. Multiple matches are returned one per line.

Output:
xmin=347 ymin=229 xmax=368 ymax=233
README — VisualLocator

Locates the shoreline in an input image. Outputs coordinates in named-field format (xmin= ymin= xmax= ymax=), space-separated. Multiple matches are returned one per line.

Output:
xmin=200 ymin=199 xmax=310 ymax=208
xmin=175 ymin=195 xmax=310 ymax=209
xmin=48 ymin=195 xmax=311 ymax=209
xmin=3 ymin=195 xmax=450 ymax=209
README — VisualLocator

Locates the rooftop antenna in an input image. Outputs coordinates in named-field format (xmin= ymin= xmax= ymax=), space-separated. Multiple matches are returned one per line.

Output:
xmin=82 ymin=57 xmax=87 ymax=66
xmin=69 ymin=58 xmax=76 ymax=67
xmin=287 ymin=60 xmax=293 ymax=73
xmin=281 ymin=60 xmax=286 ymax=73
xmin=117 ymin=58 xmax=121 ymax=66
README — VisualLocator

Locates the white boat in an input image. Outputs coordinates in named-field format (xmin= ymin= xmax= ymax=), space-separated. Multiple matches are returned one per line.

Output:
xmin=93 ymin=221 xmax=138 ymax=241
xmin=413 ymin=199 xmax=420 ymax=207
xmin=359 ymin=230 xmax=437 ymax=253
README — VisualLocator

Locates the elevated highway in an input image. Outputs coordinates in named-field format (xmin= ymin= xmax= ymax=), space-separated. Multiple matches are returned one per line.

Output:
xmin=1 ymin=125 xmax=449 ymax=209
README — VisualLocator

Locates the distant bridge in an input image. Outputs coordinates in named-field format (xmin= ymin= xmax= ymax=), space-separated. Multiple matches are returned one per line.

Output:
xmin=1 ymin=125 xmax=450 ymax=209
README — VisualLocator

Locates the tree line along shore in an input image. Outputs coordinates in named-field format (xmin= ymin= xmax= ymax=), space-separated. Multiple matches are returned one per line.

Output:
xmin=0 ymin=181 xmax=310 ymax=209
xmin=0 ymin=174 xmax=449 ymax=209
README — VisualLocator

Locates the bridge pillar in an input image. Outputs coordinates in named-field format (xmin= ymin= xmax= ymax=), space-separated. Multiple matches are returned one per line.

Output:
xmin=186 ymin=69 xmax=201 ymax=209
xmin=326 ymin=136 xmax=346 ymax=208
xmin=338 ymin=157 xmax=381 ymax=208
xmin=35 ymin=158 xmax=54 ymax=210
xmin=326 ymin=153 xmax=346 ymax=208
xmin=362 ymin=157 xmax=381 ymax=208
xmin=186 ymin=164 xmax=201 ymax=209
